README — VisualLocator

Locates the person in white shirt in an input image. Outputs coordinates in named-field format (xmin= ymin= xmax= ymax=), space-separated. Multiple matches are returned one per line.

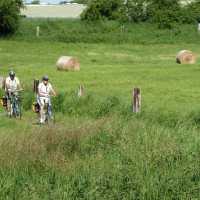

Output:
xmin=38 ymin=75 xmax=56 ymax=124
xmin=5 ymin=71 xmax=22 ymax=115
xmin=5 ymin=71 xmax=21 ymax=95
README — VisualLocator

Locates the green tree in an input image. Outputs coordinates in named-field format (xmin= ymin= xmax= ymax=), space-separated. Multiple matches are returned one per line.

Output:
xmin=80 ymin=0 xmax=197 ymax=28
xmin=182 ymin=0 xmax=200 ymax=23
xmin=0 ymin=0 xmax=24 ymax=36
xmin=147 ymin=0 xmax=182 ymax=29
xmin=31 ymin=0 xmax=40 ymax=4
xmin=81 ymin=0 xmax=124 ymax=21
xmin=125 ymin=0 xmax=148 ymax=22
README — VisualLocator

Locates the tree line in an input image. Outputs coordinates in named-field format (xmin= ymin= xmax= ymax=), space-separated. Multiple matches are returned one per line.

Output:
xmin=1 ymin=0 xmax=200 ymax=36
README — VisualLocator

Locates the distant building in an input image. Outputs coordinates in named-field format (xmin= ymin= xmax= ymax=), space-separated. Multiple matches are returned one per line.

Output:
xmin=21 ymin=4 xmax=86 ymax=18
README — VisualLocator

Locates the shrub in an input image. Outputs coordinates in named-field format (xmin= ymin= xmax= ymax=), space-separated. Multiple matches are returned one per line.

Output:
xmin=52 ymin=92 xmax=66 ymax=113
xmin=125 ymin=0 xmax=148 ymax=22
xmin=147 ymin=0 xmax=182 ymax=29
xmin=22 ymin=91 xmax=35 ymax=111
xmin=0 ymin=0 xmax=23 ymax=36
xmin=94 ymin=96 xmax=120 ymax=118
xmin=48 ymin=90 xmax=121 ymax=119
xmin=81 ymin=0 xmax=124 ymax=21
xmin=182 ymin=0 xmax=200 ymax=24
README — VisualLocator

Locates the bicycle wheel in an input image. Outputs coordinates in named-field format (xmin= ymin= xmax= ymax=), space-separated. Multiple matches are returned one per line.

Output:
xmin=15 ymin=98 xmax=22 ymax=119
xmin=9 ymin=103 xmax=13 ymax=118
xmin=8 ymin=99 xmax=14 ymax=118
xmin=13 ymin=97 xmax=22 ymax=119
xmin=47 ymin=104 xmax=55 ymax=125
xmin=16 ymin=102 xmax=22 ymax=119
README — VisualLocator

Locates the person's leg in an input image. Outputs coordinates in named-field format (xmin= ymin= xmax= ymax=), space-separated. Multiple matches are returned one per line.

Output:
xmin=39 ymin=98 xmax=45 ymax=124
xmin=5 ymin=93 xmax=11 ymax=116
xmin=48 ymin=98 xmax=53 ymax=118
xmin=7 ymin=98 xmax=11 ymax=116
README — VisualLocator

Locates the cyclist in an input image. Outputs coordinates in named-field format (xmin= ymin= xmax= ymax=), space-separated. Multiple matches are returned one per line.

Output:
xmin=38 ymin=75 xmax=56 ymax=124
xmin=5 ymin=71 xmax=21 ymax=94
xmin=5 ymin=71 xmax=22 ymax=115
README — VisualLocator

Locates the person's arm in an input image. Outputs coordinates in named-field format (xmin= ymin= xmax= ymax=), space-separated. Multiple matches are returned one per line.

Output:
xmin=5 ymin=78 xmax=10 ymax=92
xmin=50 ymin=84 xmax=56 ymax=96
xmin=16 ymin=78 xmax=22 ymax=90
xmin=51 ymin=88 xmax=57 ymax=96
xmin=38 ymin=84 xmax=42 ymax=96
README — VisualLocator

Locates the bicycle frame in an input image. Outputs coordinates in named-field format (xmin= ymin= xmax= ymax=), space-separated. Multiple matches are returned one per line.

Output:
xmin=7 ymin=92 xmax=22 ymax=119
xmin=40 ymin=97 xmax=53 ymax=124
xmin=37 ymin=96 xmax=55 ymax=125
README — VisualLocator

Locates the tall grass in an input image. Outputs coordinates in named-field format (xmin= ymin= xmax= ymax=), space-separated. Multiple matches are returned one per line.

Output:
xmin=4 ymin=87 xmax=200 ymax=129
xmin=0 ymin=111 xmax=200 ymax=199
xmin=1 ymin=25 xmax=200 ymax=198
xmin=1 ymin=89 xmax=200 ymax=199
xmin=6 ymin=18 xmax=200 ymax=44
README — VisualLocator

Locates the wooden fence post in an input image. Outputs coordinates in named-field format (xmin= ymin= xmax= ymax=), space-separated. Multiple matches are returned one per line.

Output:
xmin=78 ymin=85 xmax=84 ymax=97
xmin=0 ymin=76 xmax=5 ymax=90
xmin=132 ymin=88 xmax=141 ymax=113
xmin=198 ymin=23 xmax=200 ymax=33
xmin=36 ymin=26 xmax=40 ymax=37
xmin=121 ymin=24 xmax=125 ymax=33
xmin=33 ymin=79 xmax=39 ymax=94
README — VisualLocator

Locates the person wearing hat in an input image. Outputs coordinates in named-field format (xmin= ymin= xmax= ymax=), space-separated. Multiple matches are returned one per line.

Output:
xmin=38 ymin=75 xmax=56 ymax=124
xmin=5 ymin=70 xmax=21 ymax=95
xmin=5 ymin=71 xmax=22 ymax=115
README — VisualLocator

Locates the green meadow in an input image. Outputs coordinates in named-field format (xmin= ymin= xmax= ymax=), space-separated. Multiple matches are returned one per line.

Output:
xmin=1 ymin=19 xmax=200 ymax=199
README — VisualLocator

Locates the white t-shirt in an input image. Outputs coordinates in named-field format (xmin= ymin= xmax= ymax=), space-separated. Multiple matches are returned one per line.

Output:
xmin=5 ymin=77 xmax=20 ymax=92
xmin=38 ymin=82 xmax=54 ymax=98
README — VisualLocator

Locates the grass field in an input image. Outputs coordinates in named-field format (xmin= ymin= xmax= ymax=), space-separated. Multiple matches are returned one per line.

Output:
xmin=1 ymin=22 xmax=200 ymax=199
xmin=7 ymin=18 xmax=200 ymax=44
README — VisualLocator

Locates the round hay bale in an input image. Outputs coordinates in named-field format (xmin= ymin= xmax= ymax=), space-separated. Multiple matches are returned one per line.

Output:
xmin=56 ymin=56 xmax=80 ymax=71
xmin=176 ymin=50 xmax=196 ymax=64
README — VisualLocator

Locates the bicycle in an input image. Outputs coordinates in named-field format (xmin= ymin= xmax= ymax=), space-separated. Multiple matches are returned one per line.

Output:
xmin=7 ymin=90 xmax=22 ymax=119
xmin=44 ymin=102 xmax=54 ymax=124
xmin=39 ymin=97 xmax=55 ymax=125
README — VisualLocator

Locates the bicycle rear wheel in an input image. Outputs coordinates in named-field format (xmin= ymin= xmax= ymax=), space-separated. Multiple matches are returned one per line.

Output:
xmin=13 ymin=98 xmax=22 ymax=119
xmin=7 ymin=100 xmax=13 ymax=118
xmin=16 ymin=102 xmax=22 ymax=119
xmin=46 ymin=104 xmax=55 ymax=125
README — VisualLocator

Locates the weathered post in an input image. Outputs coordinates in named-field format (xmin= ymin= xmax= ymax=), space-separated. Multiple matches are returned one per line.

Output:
xmin=132 ymin=88 xmax=141 ymax=113
xmin=0 ymin=76 xmax=5 ymax=89
xmin=121 ymin=24 xmax=125 ymax=33
xmin=198 ymin=23 xmax=200 ymax=33
xmin=33 ymin=79 xmax=39 ymax=94
xmin=36 ymin=26 xmax=40 ymax=37
xmin=78 ymin=85 xmax=84 ymax=97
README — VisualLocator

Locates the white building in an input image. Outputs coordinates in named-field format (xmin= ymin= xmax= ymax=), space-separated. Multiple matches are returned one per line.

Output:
xmin=21 ymin=4 xmax=86 ymax=18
